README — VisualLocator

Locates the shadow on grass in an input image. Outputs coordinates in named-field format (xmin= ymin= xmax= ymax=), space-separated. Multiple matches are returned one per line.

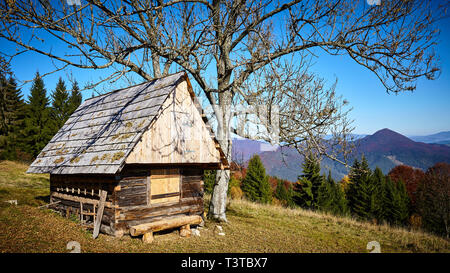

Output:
xmin=225 ymin=205 xmax=255 ymax=219
xmin=35 ymin=195 xmax=50 ymax=204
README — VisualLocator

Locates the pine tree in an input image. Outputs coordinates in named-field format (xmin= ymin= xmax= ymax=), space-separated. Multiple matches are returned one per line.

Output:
xmin=334 ymin=179 xmax=349 ymax=216
xmin=346 ymin=158 xmax=361 ymax=211
xmin=286 ymin=183 xmax=296 ymax=208
xmin=24 ymin=72 xmax=52 ymax=158
xmin=275 ymin=180 xmax=288 ymax=203
xmin=347 ymin=155 xmax=373 ymax=220
xmin=293 ymin=178 xmax=314 ymax=209
xmin=241 ymin=155 xmax=272 ymax=203
xmin=392 ymin=180 xmax=410 ymax=226
xmin=370 ymin=167 xmax=387 ymax=222
xmin=383 ymin=176 xmax=397 ymax=224
xmin=298 ymin=154 xmax=324 ymax=208
xmin=50 ymin=77 xmax=71 ymax=133
xmin=317 ymin=172 xmax=334 ymax=212
xmin=68 ymin=80 xmax=82 ymax=115
xmin=0 ymin=77 xmax=27 ymax=160
xmin=274 ymin=179 xmax=295 ymax=207
xmin=317 ymin=171 xmax=348 ymax=216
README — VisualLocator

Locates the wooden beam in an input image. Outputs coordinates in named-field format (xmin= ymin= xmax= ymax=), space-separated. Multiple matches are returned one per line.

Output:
xmin=142 ymin=231 xmax=154 ymax=243
xmin=129 ymin=215 xmax=202 ymax=236
xmin=92 ymin=190 xmax=107 ymax=239
xmin=51 ymin=192 xmax=113 ymax=208
xmin=37 ymin=201 xmax=61 ymax=209
xmin=179 ymin=224 xmax=191 ymax=237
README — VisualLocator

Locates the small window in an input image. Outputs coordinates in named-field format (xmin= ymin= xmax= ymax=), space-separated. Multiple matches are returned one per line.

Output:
xmin=150 ymin=169 xmax=180 ymax=204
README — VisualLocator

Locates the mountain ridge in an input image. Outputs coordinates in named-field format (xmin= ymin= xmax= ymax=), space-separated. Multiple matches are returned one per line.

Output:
xmin=408 ymin=131 xmax=450 ymax=144
xmin=232 ymin=128 xmax=450 ymax=182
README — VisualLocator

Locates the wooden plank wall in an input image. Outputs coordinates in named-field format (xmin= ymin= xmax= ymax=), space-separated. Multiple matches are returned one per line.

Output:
xmin=181 ymin=169 xmax=204 ymax=199
xmin=117 ymin=176 xmax=148 ymax=207
xmin=49 ymin=167 xmax=205 ymax=236
xmin=50 ymin=174 xmax=116 ymax=202
xmin=49 ymin=174 xmax=118 ymax=235
xmin=114 ymin=167 xmax=204 ymax=234
xmin=125 ymin=80 xmax=222 ymax=165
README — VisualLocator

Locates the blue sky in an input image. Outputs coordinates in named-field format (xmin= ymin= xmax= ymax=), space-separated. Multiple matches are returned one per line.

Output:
xmin=308 ymin=20 xmax=450 ymax=136
xmin=2 ymin=2 xmax=449 ymax=137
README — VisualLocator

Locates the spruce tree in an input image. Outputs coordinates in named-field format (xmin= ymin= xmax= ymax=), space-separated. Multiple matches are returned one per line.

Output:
xmin=317 ymin=172 xmax=334 ymax=212
xmin=50 ymin=77 xmax=71 ymax=133
xmin=383 ymin=176 xmax=397 ymax=224
xmin=0 ymin=74 xmax=9 ymax=137
xmin=241 ymin=155 xmax=272 ymax=203
xmin=68 ymin=80 xmax=82 ymax=115
xmin=347 ymin=155 xmax=373 ymax=220
xmin=286 ymin=183 xmax=296 ymax=208
xmin=393 ymin=180 xmax=410 ymax=226
xmin=384 ymin=176 xmax=410 ymax=226
xmin=317 ymin=171 xmax=348 ymax=216
xmin=346 ymin=158 xmax=361 ymax=211
xmin=334 ymin=178 xmax=349 ymax=216
xmin=293 ymin=178 xmax=314 ymax=209
xmin=274 ymin=179 xmax=295 ymax=207
xmin=0 ymin=77 xmax=27 ymax=159
xmin=370 ymin=167 xmax=387 ymax=222
xmin=275 ymin=180 xmax=288 ymax=203
xmin=298 ymin=154 xmax=324 ymax=208
xmin=24 ymin=72 xmax=52 ymax=158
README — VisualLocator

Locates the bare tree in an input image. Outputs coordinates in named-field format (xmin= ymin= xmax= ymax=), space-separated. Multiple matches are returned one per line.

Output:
xmin=0 ymin=0 xmax=445 ymax=221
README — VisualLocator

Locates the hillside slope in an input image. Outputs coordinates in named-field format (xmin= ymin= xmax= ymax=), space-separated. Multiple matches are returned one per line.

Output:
xmin=356 ymin=128 xmax=450 ymax=172
xmin=0 ymin=161 xmax=449 ymax=253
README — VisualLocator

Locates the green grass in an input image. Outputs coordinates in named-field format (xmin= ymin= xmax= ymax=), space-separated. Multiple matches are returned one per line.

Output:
xmin=0 ymin=161 xmax=49 ymax=207
xmin=0 ymin=160 xmax=449 ymax=253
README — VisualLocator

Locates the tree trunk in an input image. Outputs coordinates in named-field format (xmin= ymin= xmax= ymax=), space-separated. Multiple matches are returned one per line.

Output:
xmin=209 ymin=168 xmax=230 ymax=222
xmin=208 ymin=91 xmax=232 ymax=222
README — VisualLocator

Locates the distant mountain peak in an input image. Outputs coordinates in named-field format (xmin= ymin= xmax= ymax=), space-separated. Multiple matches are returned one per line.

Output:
xmin=368 ymin=128 xmax=413 ymax=142
xmin=374 ymin=128 xmax=400 ymax=135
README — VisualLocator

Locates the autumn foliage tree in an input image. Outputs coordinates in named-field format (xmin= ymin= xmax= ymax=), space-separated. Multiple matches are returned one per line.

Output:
xmin=274 ymin=178 xmax=296 ymax=208
xmin=388 ymin=165 xmax=425 ymax=207
xmin=416 ymin=163 xmax=450 ymax=238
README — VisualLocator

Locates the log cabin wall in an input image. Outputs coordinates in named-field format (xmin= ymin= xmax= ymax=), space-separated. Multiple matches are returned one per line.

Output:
xmin=50 ymin=165 xmax=205 ymax=237
xmin=49 ymin=174 xmax=118 ymax=236
xmin=114 ymin=166 xmax=204 ymax=235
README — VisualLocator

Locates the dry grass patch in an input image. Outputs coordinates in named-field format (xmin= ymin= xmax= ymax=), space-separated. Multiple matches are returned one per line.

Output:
xmin=0 ymin=161 xmax=49 ymax=189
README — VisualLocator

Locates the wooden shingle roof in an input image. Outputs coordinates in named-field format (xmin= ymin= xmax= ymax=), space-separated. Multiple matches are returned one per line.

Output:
xmin=27 ymin=72 xmax=209 ymax=174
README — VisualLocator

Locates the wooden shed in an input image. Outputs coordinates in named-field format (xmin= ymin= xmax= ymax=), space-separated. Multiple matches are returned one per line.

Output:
xmin=27 ymin=72 xmax=228 ymax=241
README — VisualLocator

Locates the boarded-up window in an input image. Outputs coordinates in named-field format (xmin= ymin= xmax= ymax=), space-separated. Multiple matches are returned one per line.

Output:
xmin=150 ymin=169 xmax=180 ymax=204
